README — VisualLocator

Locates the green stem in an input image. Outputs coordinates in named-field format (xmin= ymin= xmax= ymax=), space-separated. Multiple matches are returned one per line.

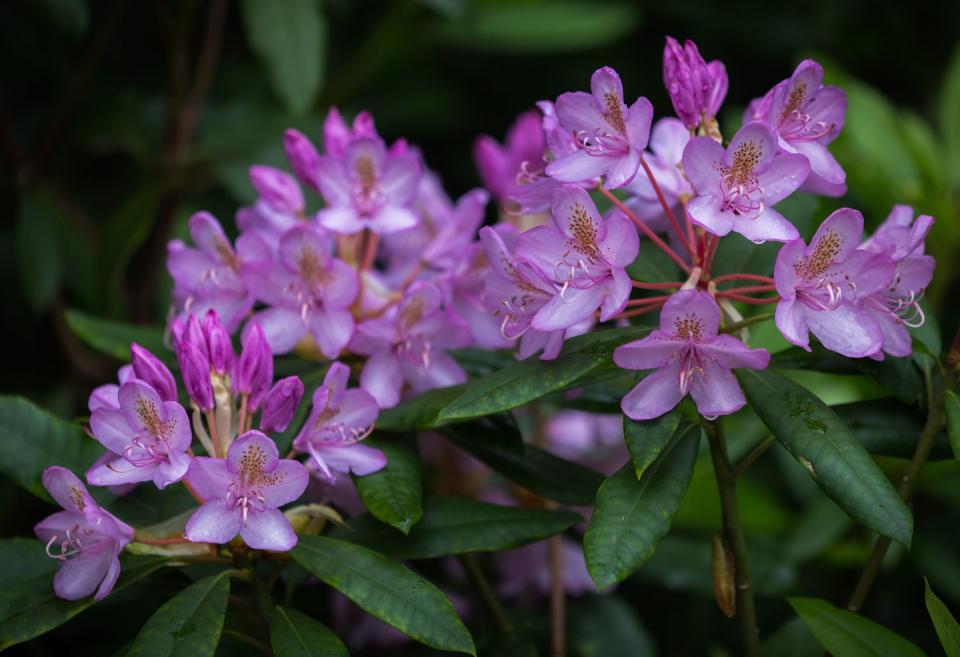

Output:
xmin=458 ymin=553 xmax=512 ymax=633
xmin=733 ymin=436 xmax=776 ymax=479
xmin=721 ymin=312 xmax=774 ymax=334
xmin=706 ymin=419 xmax=761 ymax=657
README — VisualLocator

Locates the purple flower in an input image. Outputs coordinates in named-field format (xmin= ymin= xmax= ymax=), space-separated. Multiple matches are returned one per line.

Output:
xmin=662 ymin=36 xmax=728 ymax=130
xmin=88 ymin=365 xmax=134 ymax=413
xmin=87 ymin=380 xmax=193 ymax=488
xmin=166 ymin=212 xmax=260 ymax=332
xmin=184 ymin=431 xmax=309 ymax=551
xmin=235 ymin=322 xmax=274 ymax=410
xmin=774 ymin=208 xmax=895 ymax=358
xmin=284 ymin=129 xmax=323 ymax=193
xmin=314 ymin=137 xmax=422 ymax=234
xmin=292 ymin=362 xmax=385 ymax=483
xmin=858 ymin=206 xmax=935 ymax=358
xmin=34 ymin=467 xmax=133 ymax=601
xmin=130 ymin=344 xmax=177 ymax=403
xmin=474 ymin=110 xmax=546 ymax=203
xmin=350 ymin=282 xmax=472 ymax=408
xmin=746 ymin=59 xmax=847 ymax=197
xmin=622 ymin=117 xmax=692 ymax=228
xmin=496 ymin=537 xmax=595 ymax=601
xmin=516 ymin=185 xmax=639 ymax=330
xmin=242 ymin=225 xmax=358 ymax=356
xmin=176 ymin=315 xmax=215 ymax=411
xmin=545 ymin=410 xmax=626 ymax=476
xmin=322 ymin=107 xmax=377 ymax=158
xmin=546 ymin=67 xmax=653 ymax=189
xmin=614 ymin=290 xmax=770 ymax=420
xmin=237 ymin=166 xmax=305 ymax=255
xmin=506 ymin=101 xmax=579 ymax=215
xmin=260 ymin=376 xmax=305 ymax=434
xmin=682 ymin=122 xmax=810 ymax=243
xmin=203 ymin=309 xmax=235 ymax=376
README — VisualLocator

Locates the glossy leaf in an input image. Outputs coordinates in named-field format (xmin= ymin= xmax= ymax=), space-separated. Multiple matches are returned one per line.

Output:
xmin=270 ymin=607 xmax=348 ymax=657
xmin=569 ymin=594 xmax=656 ymax=657
xmin=584 ymin=423 xmax=700 ymax=587
xmin=833 ymin=399 xmax=952 ymax=460
xmin=946 ymin=391 xmax=960 ymax=465
xmin=292 ymin=536 xmax=475 ymax=654
xmin=353 ymin=436 xmax=423 ymax=534
xmin=376 ymin=384 xmax=466 ymax=432
xmin=926 ymin=578 xmax=960 ymax=657
xmin=623 ymin=409 xmax=681 ymax=479
xmin=330 ymin=495 xmax=580 ymax=559
xmin=0 ymin=396 xmax=102 ymax=501
xmin=64 ymin=309 xmax=170 ymax=366
xmin=443 ymin=421 xmax=602 ymax=505
xmin=439 ymin=327 xmax=647 ymax=423
xmin=789 ymin=597 xmax=926 ymax=657
xmin=240 ymin=0 xmax=326 ymax=114
xmin=0 ymin=550 xmax=166 ymax=651
xmin=738 ymin=369 xmax=912 ymax=546
xmin=761 ymin=617 xmax=821 ymax=657
xmin=126 ymin=572 xmax=230 ymax=657
xmin=941 ymin=43 xmax=960 ymax=186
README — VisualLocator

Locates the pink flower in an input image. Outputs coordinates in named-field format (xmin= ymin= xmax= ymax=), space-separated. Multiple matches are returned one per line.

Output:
xmin=87 ymin=379 xmax=193 ymax=489
xmin=516 ymin=185 xmax=639 ymax=330
xmin=184 ymin=431 xmax=308 ymax=551
xmin=662 ymin=36 xmax=728 ymax=129
xmin=87 ymin=364 xmax=134 ymax=414
xmin=34 ymin=467 xmax=134 ymax=601
xmin=293 ymin=362 xmax=385 ymax=483
xmin=546 ymin=67 xmax=653 ymax=189
xmin=260 ymin=376 xmax=305 ymax=434
xmin=774 ymin=208 xmax=895 ymax=358
xmin=236 ymin=165 xmax=306 ymax=256
xmin=622 ymin=118 xmax=691 ymax=230
xmin=615 ymin=290 xmax=769 ymax=420
xmin=682 ymin=121 xmax=810 ymax=243
xmin=506 ymin=100 xmax=579 ymax=214
xmin=474 ymin=109 xmax=545 ymax=203
xmin=746 ymin=59 xmax=847 ymax=197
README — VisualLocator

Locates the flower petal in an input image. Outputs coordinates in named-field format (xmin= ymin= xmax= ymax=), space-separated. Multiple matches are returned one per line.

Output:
xmin=805 ymin=304 xmax=882 ymax=358
xmin=732 ymin=206 xmax=800 ymax=243
xmin=681 ymin=136 xmax=724 ymax=193
xmin=531 ymin=283 xmax=606 ymax=331
xmin=614 ymin=331 xmax=683 ymax=370
xmin=240 ymin=509 xmax=298 ymax=551
xmin=689 ymin=360 xmax=746 ymax=418
xmin=261 ymin=459 xmax=309 ymax=507
xmin=53 ymin=548 xmax=113 ymax=601
xmin=688 ymin=194 xmax=734 ymax=236
xmin=360 ymin=350 xmax=403 ymax=408
xmin=313 ymin=444 xmax=387 ymax=478
xmin=184 ymin=499 xmax=242 ymax=544
xmin=699 ymin=335 xmax=770 ymax=369
xmin=620 ymin=361 xmax=685 ymax=420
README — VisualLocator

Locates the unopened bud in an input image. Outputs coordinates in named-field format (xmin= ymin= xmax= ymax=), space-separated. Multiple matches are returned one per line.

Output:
xmin=711 ymin=534 xmax=736 ymax=618
xmin=260 ymin=376 xmax=304 ymax=433
xmin=130 ymin=343 xmax=178 ymax=402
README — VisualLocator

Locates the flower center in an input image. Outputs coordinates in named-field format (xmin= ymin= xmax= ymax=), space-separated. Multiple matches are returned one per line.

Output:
xmin=45 ymin=524 xmax=108 ymax=561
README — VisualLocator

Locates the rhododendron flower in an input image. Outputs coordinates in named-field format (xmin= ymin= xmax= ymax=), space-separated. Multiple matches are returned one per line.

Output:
xmin=546 ymin=67 xmax=653 ymax=189
xmin=184 ymin=431 xmax=308 ymax=551
xmin=322 ymin=107 xmax=377 ymax=159
xmin=683 ymin=122 xmax=810 ymax=242
xmin=167 ymin=211 xmax=262 ymax=332
xmin=774 ymin=208 xmax=895 ymax=358
xmin=236 ymin=165 xmax=305 ymax=255
xmin=350 ymin=282 xmax=471 ymax=408
xmin=314 ymin=136 xmax=422 ymax=235
xmin=746 ymin=59 xmax=847 ymax=196
xmin=87 ymin=380 xmax=192 ymax=489
xmin=35 ymin=467 xmax=134 ymax=601
xmin=662 ymin=36 xmax=728 ymax=130
xmin=292 ymin=362 xmax=385 ymax=482
xmin=622 ymin=117 xmax=691 ymax=228
xmin=243 ymin=225 xmax=358 ymax=356
xmin=130 ymin=343 xmax=177 ymax=402
xmin=235 ymin=322 xmax=274 ymax=410
xmin=260 ymin=376 xmax=304 ymax=433
xmin=87 ymin=364 xmax=133 ymax=413
xmin=474 ymin=110 xmax=545 ymax=203
xmin=545 ymin=410 xmax=626 ymax=476
xmin=506 ymin=100 xmax=579 ymax=214
xmin=859 ymin=206 xmax=935 ymax=358
xmin=517 ymin=185 xmax=638 ymax=329
xmin=615 ymin=290 xmax=770 ymax=420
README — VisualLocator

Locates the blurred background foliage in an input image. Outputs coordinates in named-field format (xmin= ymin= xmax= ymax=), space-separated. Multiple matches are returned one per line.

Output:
xmin=2 ymin=0 xmax=960 ymax=655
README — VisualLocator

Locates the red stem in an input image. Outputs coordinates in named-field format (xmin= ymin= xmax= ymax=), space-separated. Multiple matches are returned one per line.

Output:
xmin=626 ymin=294 xmax=672 ymax=307
xmin=719 ymin=284 xmax=776 ymax=294
xmin=681 ymin=198 xmax=696 ymax=253
xmin=597 ymin=185 xmax=691 ymax=274
xmin=639 ymin=156 xmax=693 ymax=255
xmin=712 ymin=273 xmax=775 ymax=285
xmin=703 ymin=234 xmax=720 ymax=274
xmin=717 ymin=292 xmax=780 ymax=305
xmin=630 ymin=281 xmax=683 ymax=290
xmin=613 ymin=301 xmax=667 ymax=319
xmin=134 ymin=534 xmax=189 ymax=546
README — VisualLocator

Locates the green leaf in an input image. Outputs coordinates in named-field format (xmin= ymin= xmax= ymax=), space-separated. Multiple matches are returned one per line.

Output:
xmin=436 ymin=1 xmax=639 ymax=54
xmin=738 ymin=369 xmax=912 ymax=546
xmin=439 ymin=327 xmax=647 ymax=423
xmin=96 ymin=186 xmax=159 ymax=314
xmin=0 ymin=396 xmax=102 ymax=501
xmin=442 ymin=420 xmax=603 ymax=505
xmin=0 ymin=553 xmax=166 ymax=651
xmin=833 ymin=399 xmax=953 ymax=461
xmin=782 ymin=497 xmax=852 ymax=564
xmin=292 ymin=536 xmax=475 ymax=654
xmin=331 ymin=495 xmax=580 ymax=559
xmin=64 ymin=309 xmax=170 ymax=366
xmin=126 ymin=572 xmax=230 ymax=657
xmin=353 ymin=437 xmax=423 ymax=534
xmin=761 ymin=617 xmax=821 ymax=657
xmin=569 ymin=594 xmax=656 ymax=657
xmin=789 ymin=597 xmax=927 ymax=657
xmin=940 ymin=43 xmax=960 ymax=186
xmin=926 ymin=578 xmax=960 ymax=657
xmin=240 ymin=0 xmax=326 ymax=114
xmin=623 ymin=409 xmax=681 ymax=478
xmin=945 ymin=391 xmax=960 ymax=465
xmin=270 ymin=607 xmax=348 ymax=657
xmin=16 ymin=192 xmax=63 ymax=313
xmin=583 ymin=423 xmax=700 ymax=588
xmin=377 ymin=384 xmax=467 ymax=432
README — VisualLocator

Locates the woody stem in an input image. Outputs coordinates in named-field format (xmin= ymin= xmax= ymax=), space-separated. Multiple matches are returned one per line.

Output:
xmin=597 ymin=184 xmax=691 ymax=274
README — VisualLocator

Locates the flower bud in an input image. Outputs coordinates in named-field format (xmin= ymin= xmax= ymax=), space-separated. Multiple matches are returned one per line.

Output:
xmin=711 ymin=534 xmax=736 ymax=618
xmin=178 ymin=342 xmax=214 ymax=411
xmin=322 ymin=107 xmax=351 ymax=158
xmin=249 ymin=165 xmax=304 ymax=215
xmin=183 ymin=314 xmax=210 ymax=362
xmin=130 ymin=343 xmax=177 ymax=402
xmin=202 ymin=310 xmax=234 ymax=376
xmin=260 ymin=376 xmax=305 ymax=433
xmin=236 ymin=323 xmax=273 ymax=410
xmin=284 ymin=129 xmax=321 ymax=193
xmin=663 ymin=36 xmax=728 ymax=129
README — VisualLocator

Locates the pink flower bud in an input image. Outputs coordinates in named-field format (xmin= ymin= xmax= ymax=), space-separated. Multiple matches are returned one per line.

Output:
xmin=236 ymin=323 xmax=273 ymax=410
xmin=130 ymin=343 xmax=177 ymax=402
xmin=178 ymin=342 xmax=214 ymax=411
xmin=663 ymin=36 xmax=728 ymax=129
xmin=183 ymin=314 xmax=210 ymax=362
xmin=323 ymin=107 xmax=351 ymax=158
xmin=260 ymin=376 xmax=304 ymax=433
xmin=202 ymin=310 xmax=234 ymax=376
xmin=284 ymin=129 xmax=322 ymax=193
xmin=249 ymin=165 xmax=304 ymax=215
